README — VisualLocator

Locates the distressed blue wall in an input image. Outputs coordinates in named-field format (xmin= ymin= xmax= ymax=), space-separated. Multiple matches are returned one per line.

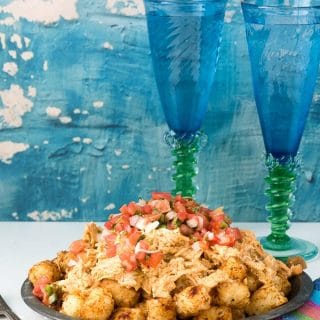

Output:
xmin=0 ymin=0 xmax=319 ymax=222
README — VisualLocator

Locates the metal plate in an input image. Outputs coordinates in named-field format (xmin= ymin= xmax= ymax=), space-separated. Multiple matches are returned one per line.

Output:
xmin=21 ymin=272 xmax=314 ymax=320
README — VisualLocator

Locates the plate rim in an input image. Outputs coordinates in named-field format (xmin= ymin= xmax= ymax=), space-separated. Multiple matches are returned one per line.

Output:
xmin=21 ymin=271 xmax=314 ymax=320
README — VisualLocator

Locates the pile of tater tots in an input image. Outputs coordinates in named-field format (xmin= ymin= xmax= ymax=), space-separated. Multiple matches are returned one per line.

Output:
xmin=28 ymin=193 xmax=305 ymax=319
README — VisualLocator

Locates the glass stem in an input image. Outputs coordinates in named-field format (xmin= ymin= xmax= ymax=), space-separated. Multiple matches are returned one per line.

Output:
xmin=264 ymin=157 xmax=297 ymax=250
xmin=171 ymin=138 xmax=199 ymax=197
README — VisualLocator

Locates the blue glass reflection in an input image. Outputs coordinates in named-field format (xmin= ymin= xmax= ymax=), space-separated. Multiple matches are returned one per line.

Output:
xmin=144 ymin=0 xmax=227 ymax=137
xmin=242 ymin=3 xmax=320 ymax=158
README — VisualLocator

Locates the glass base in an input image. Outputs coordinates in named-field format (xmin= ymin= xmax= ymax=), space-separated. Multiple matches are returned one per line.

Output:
xmin=259 ymin=236 xmax=319 ymax=262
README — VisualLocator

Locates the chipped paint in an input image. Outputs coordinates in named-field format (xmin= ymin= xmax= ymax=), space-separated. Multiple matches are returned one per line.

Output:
xmin=224 ymin=10 xmax=236 ymax=24
xmin=0 ymin=0 xmax=79 ymax=25
xmin=21 ymin=51 xmax=34 ymax=61
xmin=46 ymin=106 xmax=62 ymax=118
xmin=0 ymin=141 xmax=29 ymax=164
xmin=105 ymin=203 xmax=116 ymax=210
xmin=114 ymin=149 xmax=122 ymax=156
xmin=0 ymin=33 xmax=5 ymax=49
xmin=73 ymin=137 xmax=81 ymax=143
xmin=59 ymin=116 xmax=72 ymax=124
xmin=27 ymin=209 xmax=74 ymax=221
xmin=3 ymin=62 xmax=18 ymax=76
xmin=10 ymin=34 xmax=22 ymax=49
xmin=8 ymin=50 xmax=17 ymax=59
xmin=103 ymin=41 xmax=114 ymax=50
xmin=83 ymin=138 xmax=93 ymax=144
xmin=93 ymin=100 xmax=104 ymax=108
xmin=43 ymin=60 xmax=48 ymax=71
xmin=0 ymin=84 xmax=33 ymax=128
xmin=27 ymin=86 xmax=37 ymax=97
xmin=106 ymin=0 xmax=145 ymax=16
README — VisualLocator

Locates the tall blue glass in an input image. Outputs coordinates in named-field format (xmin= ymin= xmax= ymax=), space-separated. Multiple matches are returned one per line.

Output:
xmin=144 ymin=0 xmax=227 ymax=196
xmin=242 ymin=0 xmax=320 ymax=260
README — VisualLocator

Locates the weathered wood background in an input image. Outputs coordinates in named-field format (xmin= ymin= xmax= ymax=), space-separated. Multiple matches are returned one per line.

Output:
xmin=0 ymin=0 xmax=319 ymax=221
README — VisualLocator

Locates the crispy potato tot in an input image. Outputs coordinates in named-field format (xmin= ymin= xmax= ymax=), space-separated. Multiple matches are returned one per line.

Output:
xmin=194 ymin=306 xmax=233 ymax=320
xmin=217 ymin=281 xmax=250 ymax=309
xmin=231 ymin=308 xmax=246 ymax=320
xmin=245 ymin=271 xmax=262 ymax=292
xmin=28 ymin=260 xmax=61 ymax=285
xmin=61 ymin=287 xmax=114 ymax=320
xmin=220 ymin=257 xmax=247 ymax=281
xmin=111 ymin=307 xmax=145 ymax=320
xmin=54 ymin=250 xmax=77 ymax=274
xmin=145 ymin=298 xmax=176 ymax=320
xmin=245 ymin=285 xmax=287 ymax=316
xmin=175 ymin=285 xmax=211 ymax=318
xmin=100 ymin=279 xmax=140 ymax=307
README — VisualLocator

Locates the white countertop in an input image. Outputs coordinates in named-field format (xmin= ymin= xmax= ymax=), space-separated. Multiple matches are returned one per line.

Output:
xmin=0 ymin=222 xmax=319 ymax=319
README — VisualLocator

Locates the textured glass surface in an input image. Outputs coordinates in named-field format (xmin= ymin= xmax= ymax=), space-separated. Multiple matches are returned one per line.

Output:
xmin=144 ymin=0 xmax=227 ymax=137
xmin=242 ymin=2 xmax=320 ymax=159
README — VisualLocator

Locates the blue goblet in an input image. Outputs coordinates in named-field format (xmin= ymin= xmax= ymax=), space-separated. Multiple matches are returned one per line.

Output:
xmin=144 ymin=0 xmax=227 ymax=196
xmin=242 ymin=0 xmax=320 ymax=260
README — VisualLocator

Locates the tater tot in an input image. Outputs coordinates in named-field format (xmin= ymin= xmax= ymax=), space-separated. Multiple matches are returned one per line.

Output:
xmin=145 ymin=298 xmax=176 ymax=320
xmin=28 ymin=260 xmax=61 ymax=285
xmin=194 ymin=306 xmax=233 ymax=320
xmin=61 ymin=288 xmax=114 ymax=320
xmin=111 ymin=307 xmax=145 ymax=320
xmin=175 ymin=285 xmax=211 ymax=318
xmin=217 ymin=281 xmax=250 ymax=309
xmin=100 ymin=279 xmax=140 ymax=307
xmin=220 ymin=257 xmax=247 ymax=281
xmin=245 ymin=272 xmax=262 ymax=293
xmin=245 ymin=285 xmax=287 ymax=316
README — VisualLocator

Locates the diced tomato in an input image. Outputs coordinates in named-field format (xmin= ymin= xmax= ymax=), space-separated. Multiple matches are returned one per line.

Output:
xmin=120 ymin=203 xmax=140 ymax=216
xmin=150 ymin=199 xmax=171 ymax=214
xmin=214 ymin=227 xmax=241 ymax=247
xmin=143 ymin=252 xmax=163 ymax=268
xmin=120 ymin=252 xmax=138 ymax=272
xmin=128 ymin=228 xmax=142 ymax=245
xmin=135 ymin=240 xmax=149 ymax=262
xmin=106 ymin=243 xmax=117 ymax=258
xmin=174 ymin=202 xmax=188 ymax=221
xmin=69 ymin=240 xmax=87 ymax=255
xmin=151 ymin=192 xmax=172 ymax=201
xmin=32 ymin=276 xmax=50 ymax=301
xmin=145 ymin=212 xmax=162 ymax=222
xmin=142 ymin=204 xmax=153 ymax=215
xmin=225 ymin=227 xmax=242 ymax=241
xmin=104 ymin=215 xmax=121 ymax=230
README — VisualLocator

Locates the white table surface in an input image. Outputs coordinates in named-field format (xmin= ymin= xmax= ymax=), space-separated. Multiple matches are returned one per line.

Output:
xmin=0 ymin=222 xmax=319 ymax=319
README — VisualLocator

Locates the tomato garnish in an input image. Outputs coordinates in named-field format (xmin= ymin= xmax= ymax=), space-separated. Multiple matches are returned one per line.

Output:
xmin=128 ymin=228 xmax=142 ymax=245
xmin=142 ymin=204 xmax=153 ymax=215
xmin=150 ymin=199 xmax=171 ymax=213
xmin=145 ymin=212 xmax=162 ymax=222
xmin=120 ymin=252 xmax=138 ymax=272
xmin=142 ymin=252 xmax=163 ymax=268
xmin=69 ymin=240 xmax=87 ymax=255
xmin=151 ymin=192 xmax=172 ymax=201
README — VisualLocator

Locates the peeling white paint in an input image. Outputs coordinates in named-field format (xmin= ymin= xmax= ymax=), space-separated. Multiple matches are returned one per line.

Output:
xmin=73 ymin=108 xmax=81 ymax=114
xmin=107 ymin=190 xmax=111 ymax=194
xmin=73 ymin=137 xmax=81 ymax=143
xmin=81 ymin=197 xmax=90 ymax=203
xmin=59 ymin=116 xmax=72 ymax=124
xmin=43 ymin=140 xmax=49 ymax=144
xmin=27 ymin=209 xmax=73 ymax=221
xmin=0 ymin=17 xmax=15 ymax=25
xmin=105 ymin=203 xmax=116 ymax=210
xmin=0 ymin=33 xmax=6 ymax=49
xmin=3 ymin=62 xmax=18 ymax=76
xmin=21 ymin=51 xmax=34 ymax=61
xmin=224 ymin=10 xmax=236 ymax=23
xmin=82 ymin=110 xmax=89 ymax=115
xmin=106 ymin=163 xmax=112 ymax=175
xmin=28 ymin=86 xmax=37 ymax=97
xmin=10 ymin=34 xmax=22 ymax=49
xmin=46 ymin=106 xmax=61 ymax=118
xmin=114 ymin=149 xmax=122 ymax=156
xmin=0 ymin=0 xmax=79 ymax=25
xmin=8 ymin=50 xmax=17 ymax=59
xmin=0 ymin=84 xmax=33 ymax=128
xmin=0 ymin=141 xmax=29 ymax=164
xmin=12 ymin=212 xmax=19 ymax=220
xmin=93 ymin=100 xmax=104 ymax=108
xmin=24 ymin=36 xmax=31 ymax=47
xmin=43 ymin=60 xmax=48 ymax=71
xmin=103 ymin=41 xmax=114 ymax=50
xmin=122 ymin=164 xmax=130 ymax=169
xmin=148 ymin=174 xmax=153 ymax=180
xmin=106 ymin=0 xmax=145 ymax=16
xmin=83 ymin=138 xmax=93 ymax=144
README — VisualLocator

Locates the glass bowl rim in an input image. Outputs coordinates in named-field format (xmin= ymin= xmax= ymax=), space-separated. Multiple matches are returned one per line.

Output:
xmin=241 ymin=0 xmax=320 ymax=10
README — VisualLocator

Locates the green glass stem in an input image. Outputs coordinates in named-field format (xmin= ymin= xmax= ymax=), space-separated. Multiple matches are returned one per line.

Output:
xmin=263 ymin=157 xmax=297 ymax=251
xmin=171 ymin=138 xmax=199 ymax=197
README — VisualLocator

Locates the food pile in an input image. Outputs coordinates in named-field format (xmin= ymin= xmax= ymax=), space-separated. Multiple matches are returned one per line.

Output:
xmin=28 ymin=192 xmax=305 ymax=320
